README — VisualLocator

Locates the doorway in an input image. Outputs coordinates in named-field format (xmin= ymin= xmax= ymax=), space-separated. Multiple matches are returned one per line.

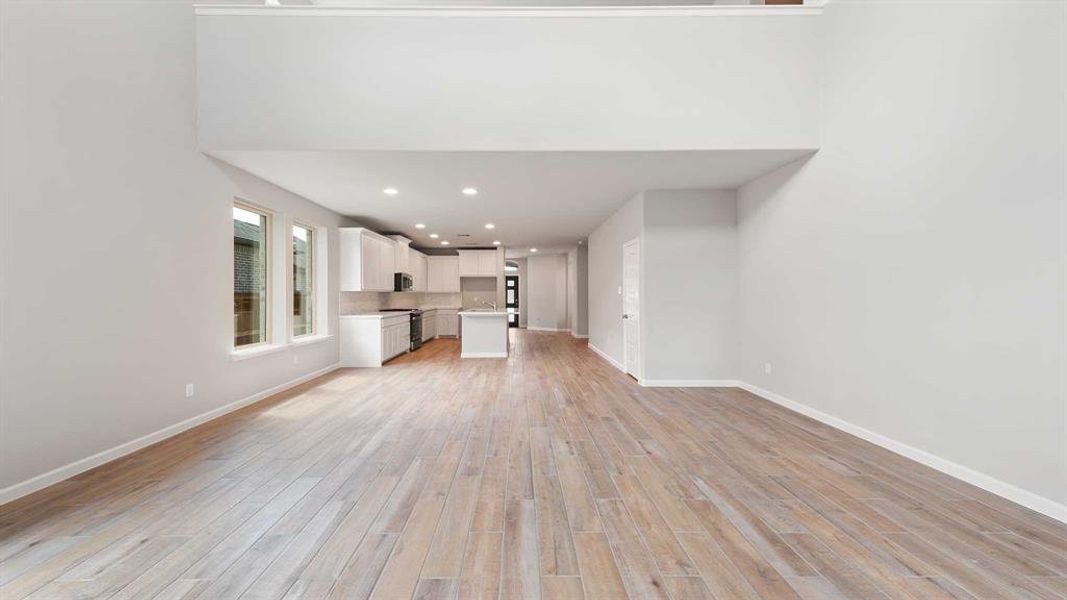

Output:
xmin=622 ymin=238 xmax=640 ymax=378
xmin=506 ymin=275 xmax=519 ymax=328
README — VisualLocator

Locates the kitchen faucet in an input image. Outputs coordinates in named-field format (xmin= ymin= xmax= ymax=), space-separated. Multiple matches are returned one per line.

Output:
xmin=481 ymin=300 xmax=497 ymax=310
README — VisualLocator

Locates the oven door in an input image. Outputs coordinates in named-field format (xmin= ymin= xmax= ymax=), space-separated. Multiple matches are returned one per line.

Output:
xmin=410 ymin=314 xmax=423 ymax=350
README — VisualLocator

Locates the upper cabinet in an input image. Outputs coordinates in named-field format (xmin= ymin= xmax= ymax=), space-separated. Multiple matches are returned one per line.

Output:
xmin=427 ymin=256 xmax=460 ymax=293
xmin=340 ymin=227 xmax=396 ymax=292
xmin=457 ymin=249 xmax=498 ymax=278
xmin=410 ymin=249 xmax=428 ymax=292
xmin=389 ymin=235 xmax=412 ymax=274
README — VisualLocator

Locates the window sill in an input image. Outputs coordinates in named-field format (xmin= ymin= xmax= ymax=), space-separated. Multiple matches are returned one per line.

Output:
xmin=291 ymin=333 xmax=334 ymax=347
xmin=230 ymin=334 xmax=334 ymax=361
xmin=230 ymin=343 xmax=287 ymax=361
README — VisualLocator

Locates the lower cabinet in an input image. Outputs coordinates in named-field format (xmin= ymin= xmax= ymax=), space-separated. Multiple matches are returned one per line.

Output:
xmin=340 ymin=314 xmax=410 ymax=367
xmin=422 ymin=310 xmax=437 ymax=342
xmin=382 ymin=320 xmax=410 ymax=362
xmin=437 ymin=309 xmax=459 ymax=337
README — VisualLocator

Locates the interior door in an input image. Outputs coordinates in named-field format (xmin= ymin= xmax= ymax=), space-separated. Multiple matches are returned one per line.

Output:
xmin=623 ymin=238 xmax=640 ymax=379
xmin=506 ymin=275 xmax=519 ymax=328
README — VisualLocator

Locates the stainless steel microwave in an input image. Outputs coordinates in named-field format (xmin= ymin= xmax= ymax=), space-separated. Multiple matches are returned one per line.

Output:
xmin=394 ymin=272 xmax=413 ymax=292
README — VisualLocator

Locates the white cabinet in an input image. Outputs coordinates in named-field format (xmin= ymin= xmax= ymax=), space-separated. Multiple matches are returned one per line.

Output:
xmin=339 ymin=314 xmax=410 ymax=367
xmin=411 ymin=250 xmax=428 ymax=292
xmin=427 ymin=256 xmax=461 ymax=292
xmin=340 ymin=228 xmax=396 ymax=292
xmin=458 ymin=251 xmax=479 ymax=277
xmin=389 ymin=235 xmax=413 ymax=274
xmin=383 ymin=319 xmax=410 ymax=360
xmin=436 ymin=308 xmax=459 ymax=337
xmin=457 ymin=250 xmax=498 ymax=278
xmin=422 ymin=309 xmax=437 ymax=341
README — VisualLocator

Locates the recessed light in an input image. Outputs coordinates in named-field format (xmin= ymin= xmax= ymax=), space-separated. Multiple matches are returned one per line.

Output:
xmin=530 ymin=248 xmax=538 ymax=253
xmin=415 ymin=223 xmax=426 ymax=229
xmin=441 ymin=240 xmax=450 ymax=246
xmin=383 ymin=187 xmax=399 ymax=196
xmin=493 ymin=240 xmax=501 ymax=246
xmin=484 ymin=223 xmax=495 ymax=230
xmin=462 ymin=187 xmax=478 ymax=196
xmin=429 ymin=233 xmax=439 ymax=239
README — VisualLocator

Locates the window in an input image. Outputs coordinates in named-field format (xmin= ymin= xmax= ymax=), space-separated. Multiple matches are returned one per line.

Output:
xmin=233 ymin=204 xmax=270 ymax=347
xmin=292 ymin=223 xmax=314 ymax=337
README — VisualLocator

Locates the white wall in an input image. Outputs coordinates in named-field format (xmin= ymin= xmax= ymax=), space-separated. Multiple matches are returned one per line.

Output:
xmin=196 ymin=11 xmax=819 ymax=150
xmin=643 ymin=190 xmax=737 ymax=383
xmin=513 ymin=258 xmax=529 ymax=328
xmin=737 ymin=1 xmax=1066 ymax=512
xmin=567 ymin=249 xmax=578 ymax=334
xmin=588 ymin=194 xmax=644 ymax=363
xmin=526 ymin=254 xmax=569 ymax=331
xmin=0 ymin=3 xmax=351 ymax=498
xmin=575 ymin=244 xmax=589 ymax=337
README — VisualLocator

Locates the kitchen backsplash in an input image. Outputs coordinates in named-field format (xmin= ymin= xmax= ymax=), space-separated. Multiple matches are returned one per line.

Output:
xmin=340 ymin=292 xmax=463 ymax=314
xmin=460 ymin=277 xmax=498 ymax=311
xmin=385 ymin=292 xmax=463 ymax=310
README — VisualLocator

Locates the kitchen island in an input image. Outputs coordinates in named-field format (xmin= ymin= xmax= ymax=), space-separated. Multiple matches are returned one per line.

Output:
xmin=458 ymin=311 xmax=509 ymax=358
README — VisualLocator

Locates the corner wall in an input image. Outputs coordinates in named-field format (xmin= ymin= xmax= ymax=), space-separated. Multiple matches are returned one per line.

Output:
xmin=526 ymin=253 xmax=569 ymax=330
xmin=736 ymin=1 xmax=1066 ymax=513
xmin=588 ymin=194 xmax=644 ymax=362
xmin=575 ymin=244 xmax=589 ymax=337
xmin=642 ymin=190 xmax=737 ymax=384
xmin=0 ymin=3 xmax=351 ymax=499
xmin=587 ymin=190 xmax=738 ymax=383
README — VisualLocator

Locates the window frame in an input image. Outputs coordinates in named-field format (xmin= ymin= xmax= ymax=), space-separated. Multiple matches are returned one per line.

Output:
xmin=233 ymin=201 xmax=273 ymax=350
xmin=291 ymin=221 xmax=316 ymax=339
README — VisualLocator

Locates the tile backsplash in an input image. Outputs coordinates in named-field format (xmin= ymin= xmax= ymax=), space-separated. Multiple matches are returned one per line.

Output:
xmin=340 ymin=292 xmax=463 ymax=314
xmin=460 ymin=277 xmax=499 ymax=310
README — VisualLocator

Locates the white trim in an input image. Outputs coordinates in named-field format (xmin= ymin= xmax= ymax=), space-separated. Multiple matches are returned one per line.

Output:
xmin=588 ymin=343 xmax=625 ymax=372
xmin=0 ymin=364 xmax=341 ymax=506
xmin=526 ymin=326 xmax=569 ymax=332
xmin=460 ymin=351 xmax=508 ymax=358
xmin=572 ymin=333 xmax=589 ymax=339
xmin=738 ymin=382 xmax=1067 ymax=524
xmin=230 ymin=343 xmax=286 ymax=361
xmin=640 ymin=379 xmax=739 ymax=388
xmin=195 ymin=4 xmax=824 ymax=18
xmin=290 ymin=333 xmax=335 ymax=347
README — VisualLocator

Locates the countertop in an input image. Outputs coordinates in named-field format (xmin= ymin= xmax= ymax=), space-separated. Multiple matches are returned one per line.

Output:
xmin=459 ymin=310 xmax=508 ymax=317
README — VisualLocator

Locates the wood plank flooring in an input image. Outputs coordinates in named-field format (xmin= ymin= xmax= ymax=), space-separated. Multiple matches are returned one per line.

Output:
xmin=1 ymin=330 xmax=1065 ymax=599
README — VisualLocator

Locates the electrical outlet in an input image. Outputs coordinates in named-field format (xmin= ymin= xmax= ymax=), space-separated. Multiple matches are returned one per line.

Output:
xmin=764 ymin=362 xmax=773 ymax=375
xmin=293 ymin=354 xmax=299 ymax=365
xmin=617 ymin=286 xmax=623 ymax=295
xmin=185 ymin=383 xmax=195 ymax=398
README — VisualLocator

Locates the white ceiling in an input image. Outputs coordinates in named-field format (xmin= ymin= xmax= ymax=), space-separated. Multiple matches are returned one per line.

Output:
xmin=210 ymin=150 xmax=812 ymax=254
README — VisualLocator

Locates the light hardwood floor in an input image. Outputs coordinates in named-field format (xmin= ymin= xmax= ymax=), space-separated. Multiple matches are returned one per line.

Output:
xmin=2 ymin=330 xmax=1065 ymax=599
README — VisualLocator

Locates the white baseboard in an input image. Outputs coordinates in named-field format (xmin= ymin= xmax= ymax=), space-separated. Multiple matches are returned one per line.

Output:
xmin=0 ymin=363 xmax=340 ymax=506
xmin=571 ymin=333 xmax=589 ymax=339
xmin=526 ymin=326 xmax=569 ymax=332
xmin=460 ymin=352 xmax=508 ymax=358
xmin=587 ymin=343 xmax=625 ymax=372
xmin=640 ymin=379 xmax=739 ymax=388
xmin=738 ymin=381 xmax=1067 ymax=524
